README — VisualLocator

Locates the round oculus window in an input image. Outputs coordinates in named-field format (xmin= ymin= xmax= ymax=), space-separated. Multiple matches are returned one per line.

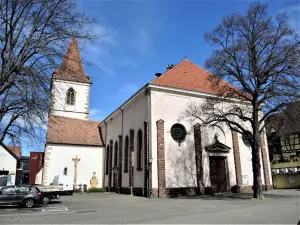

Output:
xmin=242 ymin=130 xmax=252 ymax=147
xmin=171 ymin=124 xmax=187 ymax=144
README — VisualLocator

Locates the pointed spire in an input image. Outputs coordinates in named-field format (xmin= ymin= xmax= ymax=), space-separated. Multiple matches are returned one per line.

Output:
xmin=53 ymin=37 xmax=90 ymax=84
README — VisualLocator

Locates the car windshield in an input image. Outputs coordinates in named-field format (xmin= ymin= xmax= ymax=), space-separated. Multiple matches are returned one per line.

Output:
xmin=0 ymin=177 xmax=7 ymax=186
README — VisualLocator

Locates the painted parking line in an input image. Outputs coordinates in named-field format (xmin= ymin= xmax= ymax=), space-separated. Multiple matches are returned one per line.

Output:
xmin=42 ymin=207 xmax=68 ymax=212
xmin=43 ymin=205 xmax=67 ymax=208
xmin=0 ymin=211 xmax=74 ymax=217
xmin=0 ymin=206 xmax=70 ymax=217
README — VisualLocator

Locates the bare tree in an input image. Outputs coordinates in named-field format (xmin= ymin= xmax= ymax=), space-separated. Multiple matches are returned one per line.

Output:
xmin=185 ymin=3 xmax=300 ymax=199
xmin=0 ymin=0 xmax=97 ymax=144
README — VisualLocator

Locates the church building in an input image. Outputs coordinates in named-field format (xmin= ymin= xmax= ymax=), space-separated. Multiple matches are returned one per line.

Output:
xmin=40 ymin=38 xmax=272 ymax=197
xmin=40 ymin=38 xmax=104 ymax=188
xmin=99 ymin=59 xmax=272 ymax=197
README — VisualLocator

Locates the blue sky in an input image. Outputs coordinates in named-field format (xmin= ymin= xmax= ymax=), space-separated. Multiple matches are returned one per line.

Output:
xmin=21 ymin=0 xmax=300 ymax=155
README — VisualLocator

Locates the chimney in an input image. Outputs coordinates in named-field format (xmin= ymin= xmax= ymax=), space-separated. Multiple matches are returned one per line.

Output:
xmin=155 ymin=73 xmax=162 ymax=77
xmin=166 ymin=64 xmax=174 ymax=70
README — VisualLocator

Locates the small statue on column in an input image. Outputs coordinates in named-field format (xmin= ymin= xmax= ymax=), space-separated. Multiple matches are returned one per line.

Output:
xmin=72 ymin=155 xmax=80 ymax=190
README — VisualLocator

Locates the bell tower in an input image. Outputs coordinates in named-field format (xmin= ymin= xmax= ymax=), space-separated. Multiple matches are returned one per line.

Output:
xmin=50 ymin=38 xmax=91 ymax=120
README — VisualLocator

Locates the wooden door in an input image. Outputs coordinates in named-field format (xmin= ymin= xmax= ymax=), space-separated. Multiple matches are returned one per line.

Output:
xmin=209 ymin=157 xmax=228 ymax=193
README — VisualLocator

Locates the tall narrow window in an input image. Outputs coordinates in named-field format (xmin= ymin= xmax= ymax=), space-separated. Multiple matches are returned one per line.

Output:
xmin=114 ymin=141 xmax=118 ymax=167
xmin=124 ymin=136 xmax=129 ymax=173
xmin=66 ymin=88 xmax=75 ymax=105
xmin=63 ymin=167 xmax=68 ymax=175
xmin=105 ymin=146 xmax=109 ymax=175
xmin=137 ymin=129 xmax=143 ymax=170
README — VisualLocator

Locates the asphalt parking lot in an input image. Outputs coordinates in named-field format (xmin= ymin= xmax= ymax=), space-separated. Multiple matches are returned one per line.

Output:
xmin=0 ymin=189 xmax=299 ymax=224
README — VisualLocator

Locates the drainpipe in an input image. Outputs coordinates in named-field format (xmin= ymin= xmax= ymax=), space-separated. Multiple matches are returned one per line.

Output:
xmin=147 ymin=87 xmax=153 ymax=199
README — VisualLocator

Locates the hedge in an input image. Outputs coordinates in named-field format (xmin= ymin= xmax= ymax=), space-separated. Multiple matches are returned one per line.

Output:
xmin=87 ymin=187 xmax=106 ymax=193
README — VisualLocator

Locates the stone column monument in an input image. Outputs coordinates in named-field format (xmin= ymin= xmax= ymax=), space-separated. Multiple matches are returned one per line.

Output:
xmin=72 ymin=155 xmax=80 ymax=190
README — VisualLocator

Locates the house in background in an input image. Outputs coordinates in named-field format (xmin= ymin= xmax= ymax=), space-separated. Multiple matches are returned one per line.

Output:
xmin=29 ymin=152 xmax=44 ymax=184
xmin=0 ymin=144 xmax=20 ymax=176
xmin=266 ymin=102 xmax=300 ymax=188
xmin=0 ymin=144 xmax=21 ymax=185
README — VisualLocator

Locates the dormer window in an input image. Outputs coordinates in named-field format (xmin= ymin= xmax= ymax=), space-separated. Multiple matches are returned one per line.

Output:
xmin=66 ymin=88 xmax=75 ymax=105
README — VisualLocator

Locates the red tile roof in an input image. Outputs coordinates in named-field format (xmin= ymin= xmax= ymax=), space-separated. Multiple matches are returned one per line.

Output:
xmin=151 ymin=58 xmax=241 ymax=97
xmin=53 ymin=38 xmax=91 ymax=84
xmin=46 ymin=115 xmax=103 ymax=146
xmin=7 ymin=145 xmax=21 ymax=159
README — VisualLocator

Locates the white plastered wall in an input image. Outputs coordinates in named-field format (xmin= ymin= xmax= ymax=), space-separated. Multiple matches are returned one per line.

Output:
xmin=0 ymin=145 xmax=17 ymax=174
xmin=150 ymin=90 xmax=238 ymax=188
xmin=150 ymin=88 xmax=271 ymax=189
xmin=103 ymin=93 xmax=148 ymax=188
xmin=43 ymin=144 xmax=104 ymax=188
xmin=51 ymin=79 xmax=90 ymax=120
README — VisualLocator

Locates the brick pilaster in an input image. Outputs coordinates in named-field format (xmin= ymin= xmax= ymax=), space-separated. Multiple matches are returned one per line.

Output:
xmin=194 ymin=124 xmax=204 ymax=194
xmin=260 ymin=132 xmax=271 ymax=190
xmin=232 ymin=130 xmax=243 ymax=187
xmin=156 ymin=119 xmax=166 ymax=197
xmin=143 ymin=121 xmax=149 ymax=197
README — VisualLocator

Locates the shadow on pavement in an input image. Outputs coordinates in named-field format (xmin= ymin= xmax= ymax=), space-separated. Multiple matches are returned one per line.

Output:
xmin=0 ymin=205 xmax=43 ymax=210
xmin=171 ymin=192 xmax=297 ymax=200
xmin=0 ymin=201 xmax=62 ymax=209
xmin=47 ymin=200 xmax=62 ymax=204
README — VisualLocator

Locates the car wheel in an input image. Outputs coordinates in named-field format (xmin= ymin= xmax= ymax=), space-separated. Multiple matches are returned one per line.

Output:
xmin=43 ymin=196 xmax=50 ymax=204
xmin=24 ymin=198 xmax=35 ymax=208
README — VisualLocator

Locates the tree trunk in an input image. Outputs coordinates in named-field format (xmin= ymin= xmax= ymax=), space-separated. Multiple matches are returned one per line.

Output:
xmin=252 ymin=102 xmax=264 ymax=199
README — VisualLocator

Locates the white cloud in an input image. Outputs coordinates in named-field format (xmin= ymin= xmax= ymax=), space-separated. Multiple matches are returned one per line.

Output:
xmin=89 ymin=108 xmax=101 ymax=116
xmin=117 ymin=57 xmax=138 ymax=69
xmin=129 ymin=21 xmax=162 ymax=55
xmin=80 ymin=23 xmax=118 ymax=77
xmin=118 ymin=84 xmax=139 ymax=100
xmin=131 ymin=28 xmax=152 ymax=55
xmin=89 ymin=108 xmax=105 ymax=122
xmin=279 ymin=2 xmax=300 ymax=33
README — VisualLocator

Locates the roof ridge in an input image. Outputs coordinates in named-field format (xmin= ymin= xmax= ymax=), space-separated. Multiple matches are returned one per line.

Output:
xmin=49 ymin=115 xmax=100 ymax=123
xmin=150 ymin=58 xmax=190 ymax=83
xmin=1 ymin=143 xmax=20 ymax=160
xmin=150 ymin=58 xmax=247 ymax=98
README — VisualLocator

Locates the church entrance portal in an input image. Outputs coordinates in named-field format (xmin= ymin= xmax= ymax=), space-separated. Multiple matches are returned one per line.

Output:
xmin=209 ymin=156 xmax=228 ymax=193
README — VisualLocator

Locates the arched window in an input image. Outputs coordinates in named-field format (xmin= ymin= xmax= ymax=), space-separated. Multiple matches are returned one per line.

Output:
xmin=137 ymin=129 xmax=143 ymax=170
xmin=105 ymin=145 xmax=109 ymax=175
xmin=114 ymin=141 xmax=118 ymax=167
xmin=66 ymin=88 xmax=75 ymax=105
xmin=124 ymin=136 xmax=129 ymax=173
xmin=63 ymin=167 xmax=68 ymax=175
